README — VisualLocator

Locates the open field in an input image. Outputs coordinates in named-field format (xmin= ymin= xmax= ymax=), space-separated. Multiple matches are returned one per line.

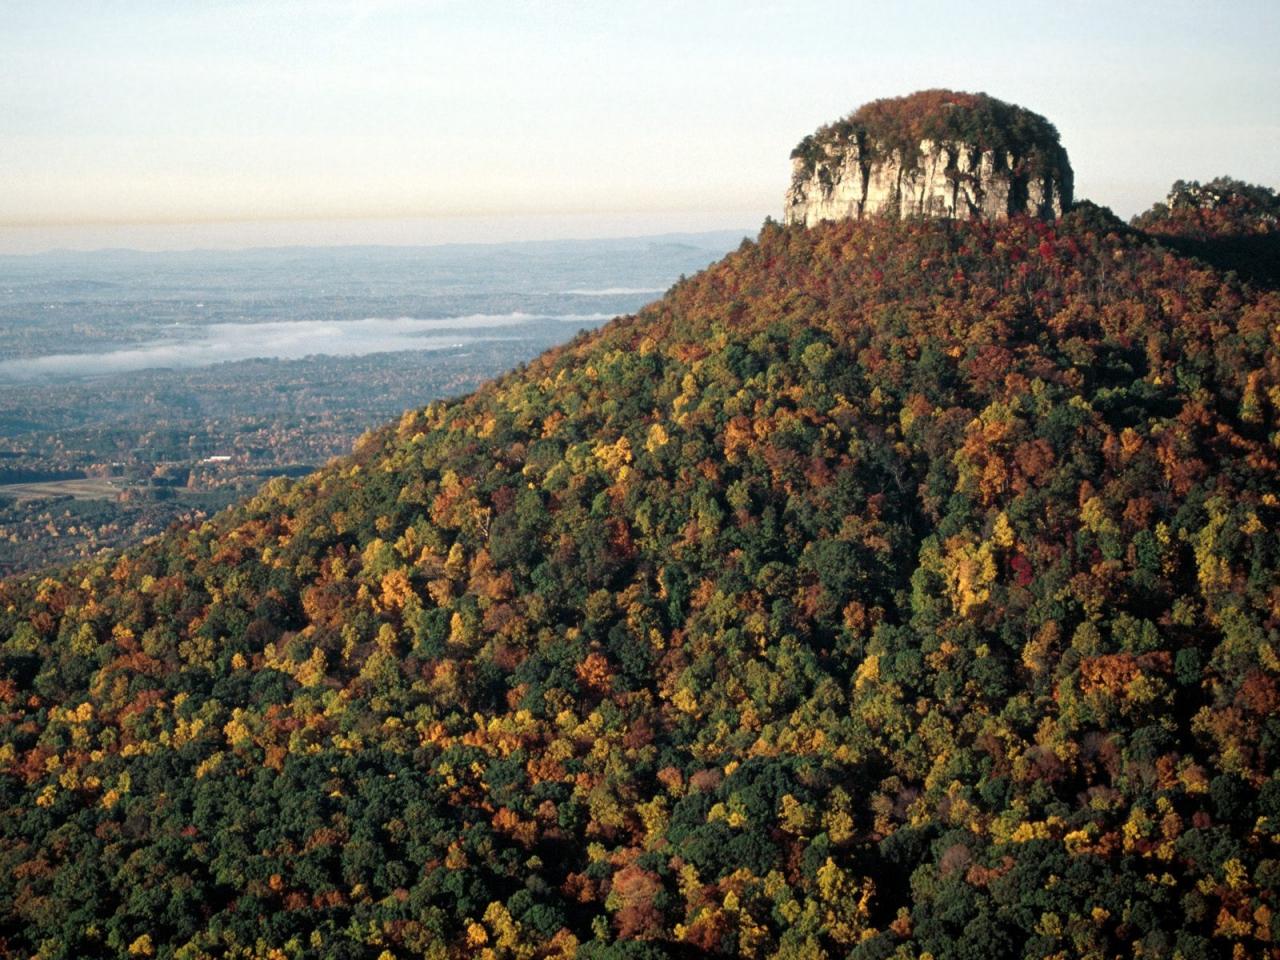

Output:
xmin=0 ymin=477 xmax=124 ymax=502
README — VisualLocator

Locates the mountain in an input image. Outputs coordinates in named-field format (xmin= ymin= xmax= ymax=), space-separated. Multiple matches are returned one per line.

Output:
xmin=786 ymin=90 xmax=1073 ymax=226
xmin=3 ymin=162 xmax=1280 ymax=956
xmin=1132 ymin=177 xmax=1280 ymax=289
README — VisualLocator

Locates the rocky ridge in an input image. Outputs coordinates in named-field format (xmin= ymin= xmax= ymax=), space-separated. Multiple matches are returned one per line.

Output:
xmin=785 ymin=90 xmax=1073 ymax=225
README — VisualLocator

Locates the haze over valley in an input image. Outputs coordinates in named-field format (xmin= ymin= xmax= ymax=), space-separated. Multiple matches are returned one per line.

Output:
xmin=0 ymin=232 xmax=745 ymax=571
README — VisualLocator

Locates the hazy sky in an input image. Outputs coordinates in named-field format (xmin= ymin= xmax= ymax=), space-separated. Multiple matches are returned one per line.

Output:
xmin=2 ymin=0 xmax=1278 ymax=250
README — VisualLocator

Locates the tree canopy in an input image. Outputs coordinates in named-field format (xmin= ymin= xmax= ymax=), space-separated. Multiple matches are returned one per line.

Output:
xmin=791 ymin=89 xmax=1071 ymax=185
xmin=2 ymin=206 xmax=1280 ymax=957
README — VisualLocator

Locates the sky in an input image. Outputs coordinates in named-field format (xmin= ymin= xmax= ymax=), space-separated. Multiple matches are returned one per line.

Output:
xmin=2 ymin=0 xmax=1278 ymax=252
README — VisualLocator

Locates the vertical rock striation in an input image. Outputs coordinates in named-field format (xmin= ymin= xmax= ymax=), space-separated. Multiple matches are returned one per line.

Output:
xmin=785 ymin=90 xmax=1073 ymax=226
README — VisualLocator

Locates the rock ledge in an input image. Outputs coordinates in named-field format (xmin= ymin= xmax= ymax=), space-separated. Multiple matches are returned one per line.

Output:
xmin=785 ymin=90 xmax=1073 ymax=225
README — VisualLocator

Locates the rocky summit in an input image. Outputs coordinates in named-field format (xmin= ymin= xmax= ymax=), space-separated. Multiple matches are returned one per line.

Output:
xmin=785 ymin=89 xmax=1073 ymax=226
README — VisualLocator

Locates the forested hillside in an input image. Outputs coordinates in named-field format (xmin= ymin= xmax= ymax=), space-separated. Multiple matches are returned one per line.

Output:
xmin=1132 ymin=177 xmax=1280 ymax=289
xmin=2 ymin=203 xmax=1279 ymax=958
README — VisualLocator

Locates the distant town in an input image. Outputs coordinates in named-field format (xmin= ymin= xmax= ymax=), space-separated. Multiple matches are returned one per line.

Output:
xmin=0 ymin=233 xmax=745 ymax=571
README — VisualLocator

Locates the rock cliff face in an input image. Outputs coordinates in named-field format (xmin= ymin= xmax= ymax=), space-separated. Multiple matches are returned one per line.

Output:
xmin=785 ymin=90 xmax=1073 ymax=226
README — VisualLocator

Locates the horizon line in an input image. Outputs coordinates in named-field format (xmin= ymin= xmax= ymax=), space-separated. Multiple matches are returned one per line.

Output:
xmin=0 ymin=217 xmax=762 ymax=259
xmin=0 ymin=203 xmax=775 ymax=231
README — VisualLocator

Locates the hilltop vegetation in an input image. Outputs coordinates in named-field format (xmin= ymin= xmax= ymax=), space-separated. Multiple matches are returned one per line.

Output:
xmin=1 ymin=205 xmax=1279 ymax=958
xmin=1133 ymin=177 xmax=1280 ymax=241
xmin=790 ymin=89 xmax=1071 ymax=185
xmin=1133 ymin=177 xmax=1280 ymax=289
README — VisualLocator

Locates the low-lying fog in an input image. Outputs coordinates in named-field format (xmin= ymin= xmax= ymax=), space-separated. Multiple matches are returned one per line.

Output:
xmin=0 ymin=312 xmax=614 ymax=380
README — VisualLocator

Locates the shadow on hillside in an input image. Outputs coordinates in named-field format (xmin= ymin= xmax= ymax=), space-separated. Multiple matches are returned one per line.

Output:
xmin=1152 ymin=233 xmax=1280 ymax=289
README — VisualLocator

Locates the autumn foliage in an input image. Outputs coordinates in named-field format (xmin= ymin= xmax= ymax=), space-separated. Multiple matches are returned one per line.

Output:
xmin=1 ymin=201 xmax=1279 ymax=958
xmin=791 ymin=88 xmax=1071 ymax=187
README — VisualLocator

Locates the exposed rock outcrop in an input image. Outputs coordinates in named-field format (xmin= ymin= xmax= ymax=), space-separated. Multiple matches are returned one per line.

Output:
xmin=785 ymin=90 xmax=1073 ymax=226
